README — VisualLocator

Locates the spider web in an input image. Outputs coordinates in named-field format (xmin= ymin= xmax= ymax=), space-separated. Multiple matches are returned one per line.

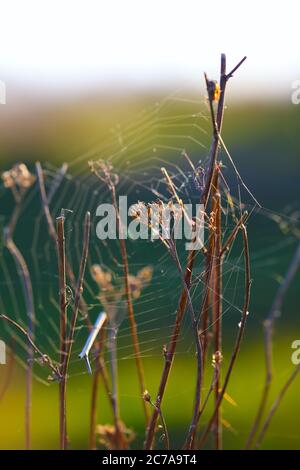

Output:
xmin=0 ymin=82 xmax=298 ymax=392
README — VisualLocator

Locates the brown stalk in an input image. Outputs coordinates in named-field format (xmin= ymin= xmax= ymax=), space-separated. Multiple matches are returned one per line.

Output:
xmin=199 ymin=229 xmax=215 ymax=367
xmin=144 ymin=392 xmax=170 ymax=450
xmin=212 ymin=184 xmax=223 ymax=450
xmin=197 ymin=363 xmax=221 ymax=425
xmin=89 ymin=327 xmax=107 ymax=450
xmin=35 ymin=161 xmax=88 ymax=318
xmin=144 ymin=249 xmax=196 ymax=449
xmin=0 ymin=314 xmax=61 ymax=378
xmin=59 ymin=211 xmax=91 ymax=449
xmin=4 ymin=200 xmax=35 ymax=450
xmin=90 ymin=162 xmax=149 ymax=424
xmin=246 ymin=240 xmax=300 ymax=449
xmin=199 ymin=224 xmax=251 ymax=448
xmin=191 ymin=211 xmax=248 ymax=448
xmin=220 ymin=211 xmax=249 ymax=257
xmin=255 ymin=361 xmax=300 ymax=448
xmin=36 ymin=162 xmax=114 ymax=441
xmin=144 ymin=53 xmax=246 ymax=450
xmin=89 ymin=364 xmax=100 ymax=450
xmin=56 ymin=215 xmax=68 ymax=449
xmin=164 ymin=238 xmax=203 ymax=451
xmin=158 ymin=166 xmax=204 ymax=450
xmin=114 ymin=187 xmax=149 ymax=424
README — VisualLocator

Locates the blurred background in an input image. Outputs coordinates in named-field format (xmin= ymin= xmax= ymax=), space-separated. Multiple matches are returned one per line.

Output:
xmin=0 ymin=0 xmax=300 ymax=450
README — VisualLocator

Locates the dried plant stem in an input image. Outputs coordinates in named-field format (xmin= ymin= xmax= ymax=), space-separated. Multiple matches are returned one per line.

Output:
xmin=212 ymin=185 xmax=223 ymax=450
xmin=197 ymin=364 xmax=221 ymax=426
xmin=201 ymin=55 xmax=226 ymax=206
xmin=199 ymin=231 xmax=215 ymax=366
xmin=37 ymin=163 xmax=113 ymax=442
xmin=145 ymin=53 xmax=247 ymax=450
xmin=158 ymin=166 xmax=203 ymax=450
xmin=246 ymin=240 xmax=300 ymax=449
xmin=108 ymin=328 xmax=122 ymax=438
xmin=146 ymin=395 xmax=170 ymax=450
xmin=0 ymin=314 xmax=61 ymax=378
xmin=56 ymin=216 xmax=68 ymax=449
xmin=35 ymin=162 xmax=57 ymax=240
xmin=190 ymin=175 xmax=222 ymax=448
xmin=255 ymin=361 xmax=300 ymax=448
xmin=59 ymin=211 xmax=91 ymax=450
xmin=88 ymin=334 xmax=117 ymax=449
xmin=89 ymin=328 xmax=108 ymax=450
xmin=220 ymin=212 xmax=249 ymax=257
xmin=110 ymin=184 xmax=149 ymax=424
xmin=35 ymin=161 xmax=88 ymax=318
xmin=90 ymin=160 xmax=149 ymax=425
xmin=4 ymin=212 xmax=35 ymax=449
xmin=168 ymin=245 xmax=202 ymax=450
xmin=199 ymin=224 xmax=251 ymax=448
xmin=89 ymin=365 xmax=100 ymax=450
xmin=144 ymin=249 xmax=196 ymax=449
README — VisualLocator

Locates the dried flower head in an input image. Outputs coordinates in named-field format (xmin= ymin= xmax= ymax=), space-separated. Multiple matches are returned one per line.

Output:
xmin=89 ymin=159 xmax=119 ymax=189
xmin=212 ymin=350 xmax=223 ymax=368
xmin=91 ymin=264 xmax=152 ymax=303
xmin=96 ymin=421 xmax=135 ymax=450
xmin=91 ymin=264 xmax=113 ymax=291
xmin=137 ymin=266 xmax=153 ymax=284
xmin=1 ymin=163 xmax=35 ymax=190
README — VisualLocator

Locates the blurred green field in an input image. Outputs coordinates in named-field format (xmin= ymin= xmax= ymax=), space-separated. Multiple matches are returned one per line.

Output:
xmin=1 ymin=335 xmax=300 ymax=450
xmin=0 ymin=97 xmax=300 ymax=449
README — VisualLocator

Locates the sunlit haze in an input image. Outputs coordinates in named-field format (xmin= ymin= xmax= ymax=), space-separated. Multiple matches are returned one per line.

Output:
xmin=0 ymin=0 xmax=299 ymax=97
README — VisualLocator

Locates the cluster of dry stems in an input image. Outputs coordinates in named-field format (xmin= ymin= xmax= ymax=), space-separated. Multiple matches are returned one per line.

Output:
xmin=1 ymin=54 xmax=300 ymax=450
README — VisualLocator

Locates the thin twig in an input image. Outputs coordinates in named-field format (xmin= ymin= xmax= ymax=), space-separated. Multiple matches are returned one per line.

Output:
xmin=144 ymin=392 xmax=170 ymax=450
xmin=47 ymin=163 xmax=69 ymax=204
xmin=90 ymin=161 xmax=149 ymax=424
xmin=199 ymin=224 xmax=251 ymax=448
xmin=144 ymin=249 xmax=196 ymax=449
xmin=0 ymin=314 xmax=61 ymax=378
xmin=59 ymin=211 xmax=91 ymax=449
xmin=157 ymin=166 xmax=204 ymax=450
xmin=220 ymin=211 xmax=249 ymax=257
xmin=89 ymin=326 xmax=107 ymax=450
xmin=4 ymin=224 xmax=35 ymax=450
xmin=36 ymin=163 xmax=113 ymax=443
xmin=36 ymin=162 xmax=57 ymax=240
xmin=255 ymin=361 xmax=300 ymax=448
xmin=212 ymin=185 xmax=223 ymax=450
xmin=167 ymin=242 xmax=203 ymax=451
xmin=197 ymin=363 xmax=221 ymax=425
xmin=57 ymin=212 xmax=90 ymax=450
xmin=246 ymin=240 xmax=300 ymax=449
xmin=56 ymin=215 xmax=68 ymax=449
xmin=35 ymin=161 xmax=89 ymax=319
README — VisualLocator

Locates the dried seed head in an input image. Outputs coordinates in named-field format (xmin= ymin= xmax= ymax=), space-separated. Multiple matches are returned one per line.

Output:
xmin=143 ymin=390 xmax=152 ymax=402
xmin=97 ymin=421 xmax=135 ymax=450
xmin=2 ymin=163 xmax=35 ymax=189
xmin=89 ymin=159 xmax=119 ymax=188
xmin=91 ymin=264 xmax=113 ymax=291
xmin=128 ymin=274 xmax=142 ymax=299
xmin=2 ymin=171 xmax=14 ymax=188
xmin=212 ymin=350 xmax=223 ymax=367
xmin=207 ymin=79 xmax=221 ymax=102
xmin=137 ymin=265 xmax=153 ymax=284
